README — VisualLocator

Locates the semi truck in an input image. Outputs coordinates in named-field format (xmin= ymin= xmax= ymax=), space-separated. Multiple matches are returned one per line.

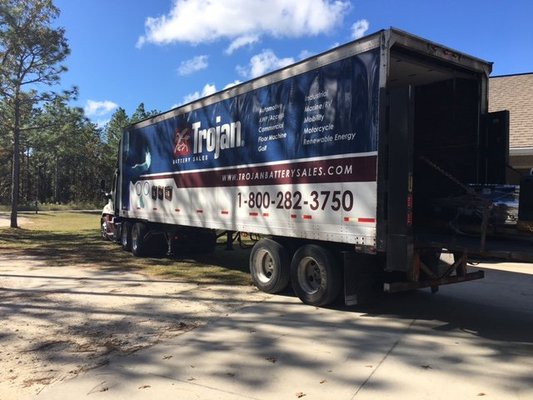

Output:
xmin=101 ymin=28 xmax=533 ymax=306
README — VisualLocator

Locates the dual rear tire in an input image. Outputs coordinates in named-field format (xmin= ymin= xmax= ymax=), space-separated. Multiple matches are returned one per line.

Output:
xmin=130 ymin=222 xmax=167 ymax=257
xmin=249 ymin=238 xmax=290 ymax=294
xmin=121 ymin=221 xmax=215 ymax=258
xmin=290 ymin=244 xmax=342 ymax=307
xmin=122 ymin=222 xmax=344 ymax=306
xmin=250 ymin=240 xmax=342 ymax=306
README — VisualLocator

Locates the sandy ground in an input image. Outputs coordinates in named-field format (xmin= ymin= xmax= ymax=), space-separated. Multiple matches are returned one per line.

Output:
xmin=2 ymin=213 xmax=532 ymax=399
xmin=20 ymin=258 xmax=533 ymax=400
xmin=0 ymin=252 xmax=268 ymax=400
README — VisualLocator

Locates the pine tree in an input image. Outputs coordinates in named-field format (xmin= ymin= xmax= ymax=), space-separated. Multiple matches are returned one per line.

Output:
xmin=0 ymin=0 xmax=74 ymax=227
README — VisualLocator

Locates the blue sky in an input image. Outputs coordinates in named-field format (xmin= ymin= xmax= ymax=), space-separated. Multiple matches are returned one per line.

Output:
xmin=53 ymin=0 xmax=533 ymax=126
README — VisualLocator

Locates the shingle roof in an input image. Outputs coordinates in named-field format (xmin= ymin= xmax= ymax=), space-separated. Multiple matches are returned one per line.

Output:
xmin=489 ymin=73 xmax=533 ymax=149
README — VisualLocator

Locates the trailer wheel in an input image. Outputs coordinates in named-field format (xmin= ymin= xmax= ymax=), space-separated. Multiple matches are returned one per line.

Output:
xmin=121 ymin=221 xmax=132 ymax=251
xmin=290 ymin=244 xmax=342 ymax=306
xmin=131 ymin=222 xmax=147 ymax=257
xmin=249 ymin=238 xmax=290 ymax=294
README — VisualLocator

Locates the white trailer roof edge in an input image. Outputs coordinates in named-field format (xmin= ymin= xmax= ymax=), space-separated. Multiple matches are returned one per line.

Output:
xmin=387 ymin=28 xmax=492 ymax=76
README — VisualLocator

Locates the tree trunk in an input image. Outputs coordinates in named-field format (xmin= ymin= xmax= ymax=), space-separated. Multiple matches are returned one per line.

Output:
xmin=55 ymin=157 xmax=59 ymax=203
xmin=25 ymin=147 xmax=31 ymax=202
xmin=10 ymin=102 xmax=20 ymax=228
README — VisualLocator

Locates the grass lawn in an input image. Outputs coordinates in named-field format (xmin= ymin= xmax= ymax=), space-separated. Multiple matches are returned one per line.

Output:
xmin=0 ymin=211 xmax=252 ymax=285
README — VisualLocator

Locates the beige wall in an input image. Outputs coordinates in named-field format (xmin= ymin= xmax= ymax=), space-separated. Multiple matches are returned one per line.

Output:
xmin=490 ymin=73 xmax=533 ymax=181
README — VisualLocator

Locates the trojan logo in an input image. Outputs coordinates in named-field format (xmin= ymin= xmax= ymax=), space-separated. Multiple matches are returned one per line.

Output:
xmin=174 ymin=127 xmax=191 ymax=157
xmin=192 ymin=116 xmax=243 ymax=159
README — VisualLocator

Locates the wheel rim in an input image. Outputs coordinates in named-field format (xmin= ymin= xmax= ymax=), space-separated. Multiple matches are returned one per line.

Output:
xmin=122 ymin=226 xmax=128 ymax=246
xmin=131 ymin=226 xmax=138 ymax=252
xmin=255 ymin=249 xmax=275 ymax=284
xmin=100 ymin=219 xmax=107 ymax=238
xmin=297 ymin=256 xmax=324 ymax=294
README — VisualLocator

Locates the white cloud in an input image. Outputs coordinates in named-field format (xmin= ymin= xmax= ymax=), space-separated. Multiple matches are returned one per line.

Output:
xmin=84 ymin=100 xmax=118 ymax=118
xmin=180 ymin=79 xmax=242 ymax=105
xmin=225 ymin=34 xmax=260 ymax=55
xmin=351 ymin=19 xmax=369 ymax=40
xmin=182 ymin=92 xmax=200 ymax=104
xmin=138 ymin=0 xmax=350 ymax=49
xmin=178 ymin=55 xmax=209 ymax=76
xmin=299 ymin=49 xmax=315 ymax=60
xmin=237 ymin=49 xmax=295 ymax=79
xmin=182 ymin=83 xmax=217 ymax=104
xmin=202 ymin=83 xmax=217 ymax=96
xmin=136 ymin=37 xmax=146 ymax=49
xmin=224 ymin=80 xmax=242 ymax=89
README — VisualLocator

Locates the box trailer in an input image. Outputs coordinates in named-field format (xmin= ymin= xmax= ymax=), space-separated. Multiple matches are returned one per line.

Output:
xmin=101 ymin=28 xmax=533 ymax=306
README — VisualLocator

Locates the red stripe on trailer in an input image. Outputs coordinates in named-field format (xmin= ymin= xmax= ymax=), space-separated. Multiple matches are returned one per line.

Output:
xmin=153 ymin=208 xmax=158 ymax=211
xmin=344 ymin=217 xmax=376 ymax=223
xmin=197 ymin=210 xmax=203 ymax=214
xmin=303 ymin=215 xmax=312 ymax=220
xmin=249 ymin=212 xmax=259 ymax=217
xmin=175 ymin=208 xmax=181 ymax=212
xmin=221 ymin=211 xmax=229 ymax=215
xmin=290 ymin=214 xmax=297 ymax=219
xmin=263 ymin=213 xmax=269 ymax=217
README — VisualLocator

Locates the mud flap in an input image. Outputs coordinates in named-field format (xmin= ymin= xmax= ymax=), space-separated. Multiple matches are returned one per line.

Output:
xmin=343 ymin=252 xmax=382 ymax=306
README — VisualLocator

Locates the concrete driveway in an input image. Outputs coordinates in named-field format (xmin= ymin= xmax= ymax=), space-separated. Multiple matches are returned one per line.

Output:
xmin=28 ymin=262 xmax=533 ymax=400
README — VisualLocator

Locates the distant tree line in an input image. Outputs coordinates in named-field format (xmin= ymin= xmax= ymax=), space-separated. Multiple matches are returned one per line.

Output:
xmin=0 ymin=100 xmax=159 ymax=206
xmin=0 ymin=0 xmax=158 ymax=227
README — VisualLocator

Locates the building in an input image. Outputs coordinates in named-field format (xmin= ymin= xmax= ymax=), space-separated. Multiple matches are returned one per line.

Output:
xmin=489 ymin=72 xmax=533 ymax=181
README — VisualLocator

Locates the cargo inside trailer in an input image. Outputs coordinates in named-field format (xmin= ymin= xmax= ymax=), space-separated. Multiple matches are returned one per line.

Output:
xmin=386 ymin=47 xmax=533 ymax=262
xmin=391 ymin=50 xmax=483 ymax=230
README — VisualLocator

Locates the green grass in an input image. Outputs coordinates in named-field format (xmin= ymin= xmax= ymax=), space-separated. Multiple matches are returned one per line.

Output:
xmin=0 ymin=212 xmax=252 ymax=285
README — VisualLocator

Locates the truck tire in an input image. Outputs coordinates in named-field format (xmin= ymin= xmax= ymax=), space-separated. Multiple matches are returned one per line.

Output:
xmin=250 ymin=238 xmax=290 ymax=294
xmin=131 ymin=222 xmax=147 ymax=257
xmin=121 ymin=221 xmax=132 ymax=251
xmin=290 ymin=244 xmax=342 ymax=306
